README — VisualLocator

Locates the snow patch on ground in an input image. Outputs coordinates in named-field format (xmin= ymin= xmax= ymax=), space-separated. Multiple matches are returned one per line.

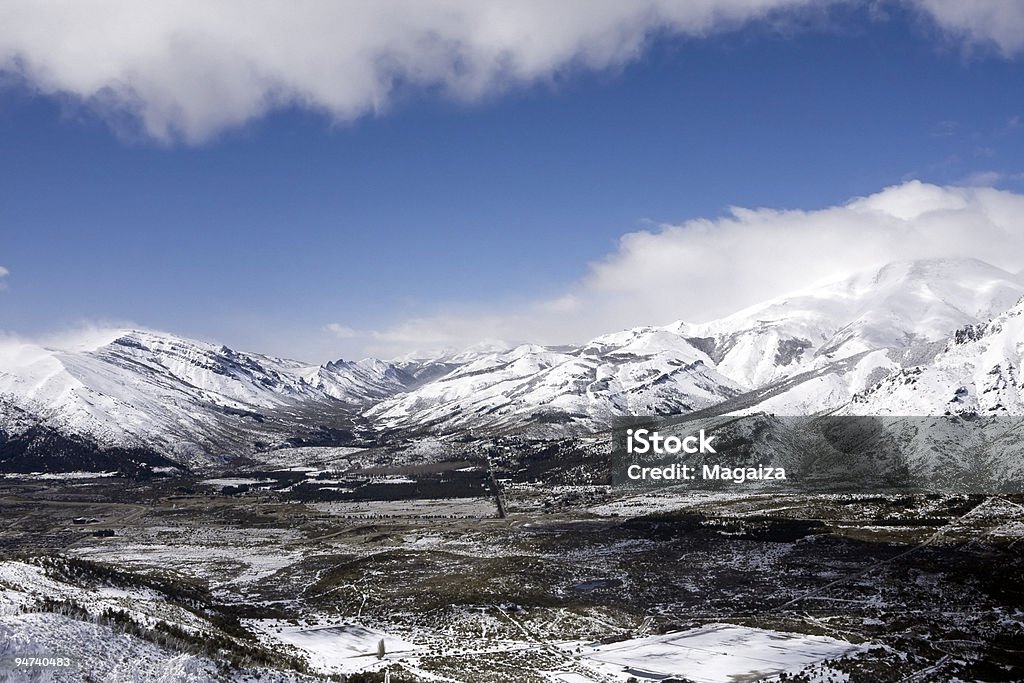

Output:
xmin=200 ymin=477 xmax=276 ymax=488
xmin=560 ymin=623 xmax=863 ymax=682
xmin=0 ymin=471 xmax=120 ymax=480
xmin=248 ymin=619 xmax=421 ymax=675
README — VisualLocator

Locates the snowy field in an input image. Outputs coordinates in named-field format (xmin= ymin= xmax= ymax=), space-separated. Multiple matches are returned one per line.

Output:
xmin=2 ymin=472 xmax=1018 ymax=680
xmin=562 ymin=623 xmax=862 ymax=682
xmin=249 ymin=620 xmax=421 ymax=675
xmin=68 ymin=525 xmax=305 ymax=591
xmin=247 ymin=617 xmax=861 ymax=681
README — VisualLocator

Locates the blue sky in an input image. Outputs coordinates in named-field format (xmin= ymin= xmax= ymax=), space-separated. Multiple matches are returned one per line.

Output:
xmin=1 ymin=1 xmax=1023 ymax=361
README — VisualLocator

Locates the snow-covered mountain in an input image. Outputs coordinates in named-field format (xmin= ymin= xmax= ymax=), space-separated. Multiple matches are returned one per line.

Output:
xmin=0 ymin=329 xmax=416 ymax=469
xmin=679 ymin=257 xmax=1024 ymax=415
xmin=681 ymin=258 xmax=1023 ymax=386
xmin=848 ymin=296 xmax=1024 ymax=416
xmin=804 ymin=297 xmax=1024 ymax=489
xmin=4 ymin=257 xmax=1023 ymax=469
xmin=370 ymin=258 xmax=1024 ymax=433
xmin=368 ymin=333 xmax=745 ymax=436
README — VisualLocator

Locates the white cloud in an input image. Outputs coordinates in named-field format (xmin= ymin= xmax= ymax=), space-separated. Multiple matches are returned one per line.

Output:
xmin=324 ymin=323 xmax=358 ymax=339
xmin=0 ymin=0 xmax=827 ymax=143
xmin=0 ymin=323 xmax=147 ymax=359
xmin=909 ymin=0 xmax=1024 ymax=56
xmin=0 ymin=265 xmax=8 ymax=290
xmin=363 ymin=181 xmax=1024 ymax=357
xmin=6 ymin=1 xmax=1020 ymax=143
xmin=957 ymin=170 xmax=1004 ymax=186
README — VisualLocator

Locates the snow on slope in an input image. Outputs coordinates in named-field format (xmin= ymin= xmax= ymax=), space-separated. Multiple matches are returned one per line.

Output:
xmin=369 ymin=330 xmax=745 ymax=436
xmin=0 ymin=560 xmax=315 ymax=682
xmin=370 ymin=258 xmax=1024 ymax=432
xmin=682 ymin=258 xmax=1024 ymax=383
xmin=812 ymin=299 xmax=1024 ymax=487
xmin=0 ymin=330 xmax=412 ymax=467
xmin=683 ymin=257 xmax=1024 ymax=415
xmin=300 ymin=357 xmax=417 ymax=402
xmin=848 ymin=296 xmax=1024 ymax=416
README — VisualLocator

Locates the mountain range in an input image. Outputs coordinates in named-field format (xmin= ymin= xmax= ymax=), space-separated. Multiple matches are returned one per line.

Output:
xmin=2 ymin=257 xmax=1023 ymax=472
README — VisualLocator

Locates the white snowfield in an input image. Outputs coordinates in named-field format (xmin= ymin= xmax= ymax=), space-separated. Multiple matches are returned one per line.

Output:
xmin=2 ymin=257 xmax=1024 ymax=465
xmin=248 ymin=620 xmax=421 ymax=675
xmin=560 ymin=623 xmax=863 ymax=682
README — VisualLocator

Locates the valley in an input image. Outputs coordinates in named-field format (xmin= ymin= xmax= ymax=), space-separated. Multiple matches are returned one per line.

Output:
xmin=2 ymin=448 xmax=1022 ymax=682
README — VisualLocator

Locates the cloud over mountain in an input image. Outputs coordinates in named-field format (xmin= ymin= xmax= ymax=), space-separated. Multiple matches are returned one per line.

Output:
xmin=362 ymin=181 xmax=1024 ymax=357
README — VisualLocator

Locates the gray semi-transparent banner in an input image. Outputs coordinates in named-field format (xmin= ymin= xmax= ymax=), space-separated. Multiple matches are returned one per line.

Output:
xmin=611 ymin=414 xmax=1024 ymax=493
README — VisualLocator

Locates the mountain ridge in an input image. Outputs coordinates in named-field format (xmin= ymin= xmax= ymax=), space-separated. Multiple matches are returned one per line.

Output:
xmin=371 ymin=257 xmax=1024 ymax=431
xmin=2 ymin=256 xmax=1023 ymax=471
